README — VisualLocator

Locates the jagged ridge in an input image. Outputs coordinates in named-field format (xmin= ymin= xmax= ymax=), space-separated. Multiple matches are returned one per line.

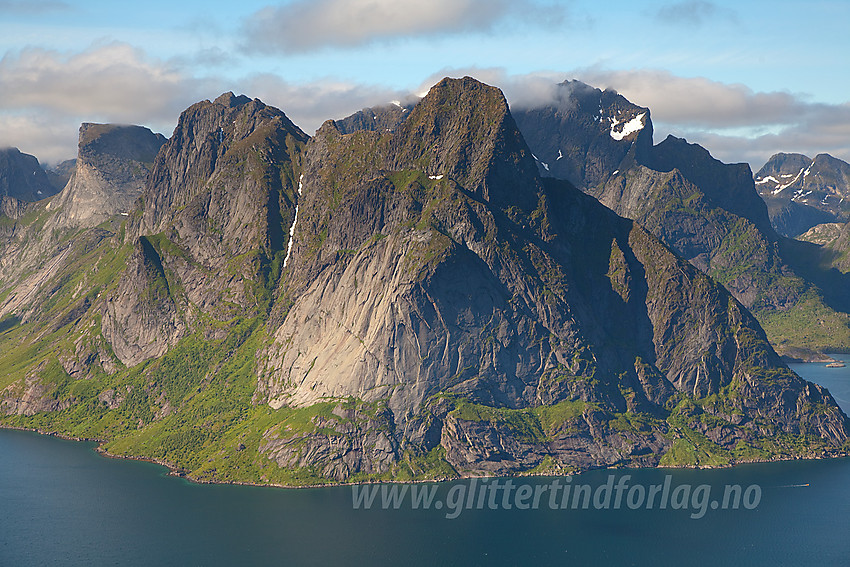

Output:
xmin=0 ymin=78 xmax=846 ymax=486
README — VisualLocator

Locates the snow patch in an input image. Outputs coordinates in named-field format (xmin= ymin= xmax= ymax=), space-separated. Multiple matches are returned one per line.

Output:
xmin=428 ymin=175 xmax=444 ymax=180
xmin=556 ymin=149 xmax=563 ymax=161
xmin=541 ymin=162 xmax=549 ymax=171
xmin=283 ymin=175 xmax=303 ymax=269
xmin=609 ymin=113 xmax=646 ymax=141
xmin=612 ymin=170 xmax=619 ymax=175
xmin=778 ymin=168 xmax=805 ymax=191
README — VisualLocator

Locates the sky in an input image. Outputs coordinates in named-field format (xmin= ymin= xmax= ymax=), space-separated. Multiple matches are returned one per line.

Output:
xmin=1 ymin=0 xmax=849 ymax=170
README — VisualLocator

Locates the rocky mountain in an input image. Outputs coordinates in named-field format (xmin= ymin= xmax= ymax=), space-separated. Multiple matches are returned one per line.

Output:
xmin=755 ymin=153 xmax=850 ymax=237
xmin=798 ymin=222 xmax=844 ymax=246
xmin=0 ymin=78 xmax=847 ymax=486
xmin=511 ymin=80 xmax=850 ymax=356
xmin=106 ymin=91 xmax=309 ymax=366
xmin=45 ymin=159 xmax=77 ymax=193
xmin=333 ymin=101 xmax=414 ymax=135
xmin=0 ymin=147 xmax=59 ymax=202
xmin=45 ymin=123 xmax=166 ymax=229
xmin=511 ymin=80 xmax=653 ymax=188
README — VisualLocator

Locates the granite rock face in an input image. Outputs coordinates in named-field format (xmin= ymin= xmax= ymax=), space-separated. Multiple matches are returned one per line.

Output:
xmin=101 ymin=92 xmax=309 ymax=365
xmin=46 ymin=124 xmax=166 ymax=229
xmin=251 ymin=78 xmax=848 ymax=475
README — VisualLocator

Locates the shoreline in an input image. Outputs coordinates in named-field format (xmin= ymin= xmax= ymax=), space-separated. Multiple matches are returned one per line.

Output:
xmin=2 ymin=423 xmax=847 ymax=490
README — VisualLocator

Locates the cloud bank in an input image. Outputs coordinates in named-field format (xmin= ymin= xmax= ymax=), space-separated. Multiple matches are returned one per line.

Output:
xmin=2 ymin=45 xmax=848 ymax=172
xmin=414 ymin=66 xmax=850 ymax=168
xmin=241 ymin=0 xmax=563 ymax=53
xmin=0 ymin=43 xmax=417 ymax=163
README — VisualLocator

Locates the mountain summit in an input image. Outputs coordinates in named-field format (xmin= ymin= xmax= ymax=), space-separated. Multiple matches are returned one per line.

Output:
xmin=45 ymin=123 xmax=166 ymax=229
xmin=755 ymin=152 xmax=850 ymax=237
xmin=0 ymin=78 xmax=847 ymax=484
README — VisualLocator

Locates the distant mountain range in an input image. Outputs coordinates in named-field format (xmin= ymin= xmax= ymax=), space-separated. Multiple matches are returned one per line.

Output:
xmin=0 ymin=77 xmax=847 ymax=485
xmin=754 ymin=153 xmax=850 ymax=238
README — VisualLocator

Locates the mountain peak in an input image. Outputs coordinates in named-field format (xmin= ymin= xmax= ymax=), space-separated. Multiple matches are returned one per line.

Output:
xmin=44 ymin=123 xmax=166 ymax=229
xmin=755 ymin=151 xmax=850 ymax=236
xmin=511 ymin=79 xmax=653 ymax=187
xmin=395 ymin=76 xmax=540 ymax=208
xmin=78 ymin=123 xmax=166 ymax=164
xmin=213 ymin=92 xmax=252 ymax=108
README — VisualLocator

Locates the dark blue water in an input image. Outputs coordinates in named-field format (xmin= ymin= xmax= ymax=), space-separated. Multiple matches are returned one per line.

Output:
xmin=789 ymin=353 xmax=850 ymax=415
xmin=2 ymin=360 xmax=850 ymax=566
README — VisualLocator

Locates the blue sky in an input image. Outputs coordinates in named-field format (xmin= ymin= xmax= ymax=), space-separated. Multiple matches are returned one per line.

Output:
xmin=2 ymin=0 xmax=849 ymax=168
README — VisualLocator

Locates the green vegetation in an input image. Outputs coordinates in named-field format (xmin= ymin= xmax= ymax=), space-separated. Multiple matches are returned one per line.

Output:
xmin=758 ymin=290 xmax=850 ymax=354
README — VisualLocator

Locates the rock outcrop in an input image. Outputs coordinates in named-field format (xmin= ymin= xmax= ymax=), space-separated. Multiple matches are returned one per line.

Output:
xmin=46 ymin=123 xmax=166 ymax=229
xmin=101 ymin=92 xmax=309 ymax=365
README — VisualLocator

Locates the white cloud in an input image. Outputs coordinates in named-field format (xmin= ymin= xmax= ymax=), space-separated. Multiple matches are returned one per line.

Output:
xmin=0 ymin=43 xmax=217 ymax=163
xmin=0 ymin=42 xmax=428 ymax=162
xmin=2 ymin=47 xmax=848 ymax=171
xmin=573 ymin=69 xmax=804 ymax=129
xmin=0 ymin=113 xmax=79 ymax=167
xmin=241 ymin=0 xmax=564 ymax=53
xmin=678 ymin=111 xmax=850 ymax=168
xmin=415 ymin=67 xmax=564 ymax=110
xmin=408 ymin=66 xmax=850 ymax=168
xmin=0 ymin=43 xmax=202 ymax=119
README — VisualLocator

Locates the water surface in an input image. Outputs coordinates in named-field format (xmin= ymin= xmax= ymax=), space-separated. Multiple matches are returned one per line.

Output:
xmin=2 ymin=360 xmax=849 ymax=566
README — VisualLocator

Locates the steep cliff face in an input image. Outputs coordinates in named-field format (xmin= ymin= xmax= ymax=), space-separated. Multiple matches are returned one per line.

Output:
xmin=45 ymin=124 xmax=165 ymax=229
xmin=0 ymin=79 xmax=847 ymax=485
xmin=101 ymin=92 xmax=309 ymax=365
xmin=0 ymin=148 xmax=58 ymax=202
xmin=253 ymin=78 xmax=848 ymax=477
xmin=821 ymin=221 xmax=850 ymax=274
xmin=512 ymin=80 xmax=850 ymax=355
